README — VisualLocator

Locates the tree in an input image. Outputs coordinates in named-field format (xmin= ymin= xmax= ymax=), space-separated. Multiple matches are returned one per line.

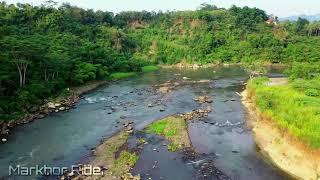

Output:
xmin=229 ymin=6 xmax=268 ymax=31
xmin=295 ymin=17 xmax=309 ymax=34
xmin=199 ymin=3 xmax=218 ymax=11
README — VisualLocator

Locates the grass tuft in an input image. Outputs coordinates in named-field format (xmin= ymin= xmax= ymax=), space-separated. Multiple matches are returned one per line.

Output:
xmin=141 ymin=65 xmax=160 ymax=72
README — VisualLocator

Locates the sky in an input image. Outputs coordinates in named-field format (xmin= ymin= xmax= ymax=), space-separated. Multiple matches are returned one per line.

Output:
xmin=4 ymin=0 xmax=320 ymax=17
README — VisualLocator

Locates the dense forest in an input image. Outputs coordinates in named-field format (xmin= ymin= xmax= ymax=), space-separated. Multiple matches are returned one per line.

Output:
xmin=0 ymin=2 xmax=320 ymax=121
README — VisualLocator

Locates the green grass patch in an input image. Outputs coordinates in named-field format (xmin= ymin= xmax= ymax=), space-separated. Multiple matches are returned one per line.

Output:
xmin=146 ymin=116 xmax=190 ymax=151
xmin=248 ymin=77 xmax=320 ymax=149
xmin=110 ymin=72 xmax=137 ymax=79
xmin=109 ymin=151 xmax=139 ymax=177
xmin=97 ymin=131 xmax=129 ymax=165
xmin=92 ymin=131 xmax=140 ymax=179
xmin=141 ymin=65 xmax=160 ymax=73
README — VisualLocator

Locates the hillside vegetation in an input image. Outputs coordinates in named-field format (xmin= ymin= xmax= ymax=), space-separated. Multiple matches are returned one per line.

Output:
xmin=0 ymin=2 xmax=319 ymax=120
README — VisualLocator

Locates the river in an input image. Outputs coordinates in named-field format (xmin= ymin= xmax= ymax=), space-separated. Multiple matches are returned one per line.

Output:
xmin=0 ymin=66 xmax=285 ymax=180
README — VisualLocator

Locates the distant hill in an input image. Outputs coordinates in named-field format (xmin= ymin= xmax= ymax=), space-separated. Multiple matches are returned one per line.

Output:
xmin=280 ymin=14 xmax=320 ymax=21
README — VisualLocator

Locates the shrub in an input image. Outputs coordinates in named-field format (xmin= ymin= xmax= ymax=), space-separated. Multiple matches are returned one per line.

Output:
xmin=305 ymin=89 xmax=319 ymax=97
xmin=286 ymin=63 xmax=320 ymax=79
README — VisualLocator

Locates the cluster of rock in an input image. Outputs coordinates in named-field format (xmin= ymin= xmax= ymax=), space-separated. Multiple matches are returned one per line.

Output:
xmin=120 ymin=173 xmax=141 ymax=180
xmin=196 ymin=159 xmax=231 ymax=180
xmin=180 ymin=106 xmax=212 ymax=121
xmin=194 ymin=96 xmax=213 ymax=104
xmin=153 ymin=80 xmax=180 ymax=94
xmin=161 ymin=63 xmax=217 ymax=69
xmin=60 ymin=163 xmax=109 ymax=180
xmin=47 ymin=102 xmax=72 ymax=113
xmin=123 ymin=121 xmax=134 ymax=134
xmin=154 ymin=79 xmax=212 ymax=94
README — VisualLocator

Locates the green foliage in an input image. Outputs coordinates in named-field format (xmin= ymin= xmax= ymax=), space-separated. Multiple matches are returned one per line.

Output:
xmin=229 ymin=5 xmax=268 ymax=31
xmin=1 ymin=2 xmax=320 ymax=121
xmin=305 ymin=89 xmax=319 ymax=97
xmin=295 ymin=17 xmax=309 ymax=34
xmin=292 ymin=79 xmax=320 ymax=91
xmin=110 ymin=72 xmax=137 ymax=79
xmin=141 ymin=65 xmax=159 ymax=72
xmin=72 ymin=63 xmax=109 ymax=84
xmin=286 ymin=63 xmax=320 ymax=79
xmin=248 ymin=78 xmax=320 ymax=149
xmin=73 ymin=63 xmax=98 ymax=84
xmin=0 ymin=3 xmax=142 ymax=119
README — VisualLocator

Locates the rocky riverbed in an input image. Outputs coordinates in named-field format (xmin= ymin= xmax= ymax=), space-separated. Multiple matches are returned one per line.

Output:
xmin=0 ymin=66 xmax=287 ymax=180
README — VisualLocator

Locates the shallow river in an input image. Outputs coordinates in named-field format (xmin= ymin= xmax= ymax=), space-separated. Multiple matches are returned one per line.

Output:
xmin=0 ymin=66 xmax=285 ymax=180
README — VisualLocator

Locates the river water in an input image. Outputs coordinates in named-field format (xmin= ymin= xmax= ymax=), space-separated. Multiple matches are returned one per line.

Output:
xmin=0 ymin=66 xmax=285 ymax=180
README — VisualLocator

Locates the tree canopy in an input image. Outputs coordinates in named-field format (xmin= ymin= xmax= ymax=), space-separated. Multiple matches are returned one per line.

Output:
xmin=0 ymin=2 xmax=319 ymax=120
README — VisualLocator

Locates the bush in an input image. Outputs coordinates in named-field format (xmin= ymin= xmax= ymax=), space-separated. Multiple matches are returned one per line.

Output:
xmin=72 ymin=63 xmax=109 ymax=84
xmin=73 ymin=62 xmax=98 ymax=84
xmin=305 ymin=89 xmax=319 ymax=97
xmin=286 ymin=63 xmax=320 ymax=79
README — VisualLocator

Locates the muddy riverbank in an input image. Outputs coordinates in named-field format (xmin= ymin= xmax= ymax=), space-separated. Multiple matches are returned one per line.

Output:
xmin=242 ymin=89 xmax=320 ymax=180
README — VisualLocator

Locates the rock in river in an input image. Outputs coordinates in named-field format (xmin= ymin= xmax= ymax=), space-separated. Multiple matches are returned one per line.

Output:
xmin=47 ymin=102 xmax=56 ymax=109
xmin=54 ymin=103 xmax=61 ymax=107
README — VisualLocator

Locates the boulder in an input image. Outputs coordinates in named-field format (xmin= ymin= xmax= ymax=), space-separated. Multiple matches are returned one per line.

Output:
xmin=47 ymin=102 xmax=56 ymax=109
xmin=67 ymin=171 xmax=75 ymax=178
xmin=38 ymin=114 xmax=46 ymax=119
xmin=193 ymin=64 xmax=200 ymax=69
xmin=195 ymin=96 xmax=213 ymax=104
xmin=127 ymin=130 xmax=134 ymax=134
xmin=1 ymin=138 xmax=7 ymax=142
xmin=123 ymin=122 xmax=129 ymax=127
xmin=54 ymin=103 xmax=61 ymax=107
xmin=127 ymin=126 xmax=133 ymax=131
xmin=59 ymin=107 xmax=66 ymax=111
xmin=159 ymin=87 xmax=170 ymax=93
